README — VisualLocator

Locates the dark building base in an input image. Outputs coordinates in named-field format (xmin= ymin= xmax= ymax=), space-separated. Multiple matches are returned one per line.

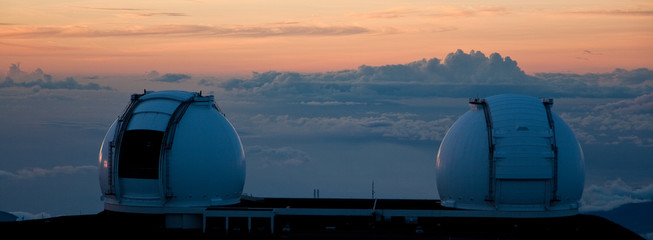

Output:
xmin=0 ymin=211 xmax=643 ymax=239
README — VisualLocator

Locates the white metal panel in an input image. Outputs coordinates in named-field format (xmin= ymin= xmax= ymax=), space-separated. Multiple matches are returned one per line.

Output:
xmin=126 ymin=97 xmax=180 ymax=131
xmin=436 ymin=107 xmax=492 ymax=210
xmin=486 ymin=94 xmax=554 ymax=180
xmin=126 ymin=112 xmax=171 ymax=131
xmin=139 ymin=90 xmax=195 ymax=102
xmin=166 ymin=102 xmax=246 ymax=207
xmin=496 ymin=180 xmax=549 ymax=211
xmin=132 ymin=98 xmax=182 ymax=115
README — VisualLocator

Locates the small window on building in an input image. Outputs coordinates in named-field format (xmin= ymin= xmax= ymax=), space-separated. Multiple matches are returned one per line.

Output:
xmin=118 ymin=130 xmax=164 ymax=179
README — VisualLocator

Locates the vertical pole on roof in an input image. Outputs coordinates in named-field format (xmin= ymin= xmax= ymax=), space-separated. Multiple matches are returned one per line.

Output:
xmin=271 ymin=215 xmax=275 ymax=234
xmin=226 ymin=216 xmax=229 ymax=233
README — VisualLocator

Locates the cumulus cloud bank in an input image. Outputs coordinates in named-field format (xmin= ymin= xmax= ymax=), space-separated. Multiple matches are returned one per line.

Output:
xmin=581 ymin=178 xmax=653 ymax=212
xmin=218 ymin=50 xmax=652 ymax=100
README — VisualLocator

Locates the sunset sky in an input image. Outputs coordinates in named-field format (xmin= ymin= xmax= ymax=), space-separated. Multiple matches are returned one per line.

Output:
xmin=2 ymin=2 xmax=653 ymax=235
xmin=1 ymin=0 xmax=652 ymax=75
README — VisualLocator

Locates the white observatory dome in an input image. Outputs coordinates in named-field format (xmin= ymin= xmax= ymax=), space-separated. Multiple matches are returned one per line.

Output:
xmin=99 ymin=90 xmax=245 ymax=213
xmin=436 ymin=94 xmax=584 ymax=212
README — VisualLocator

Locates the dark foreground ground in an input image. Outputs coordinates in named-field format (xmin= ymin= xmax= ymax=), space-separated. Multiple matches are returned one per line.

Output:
xmin=0 ymin=210 xmax=643 ymax=239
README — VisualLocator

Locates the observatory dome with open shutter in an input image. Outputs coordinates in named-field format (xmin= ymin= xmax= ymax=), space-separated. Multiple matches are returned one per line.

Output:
xmin=98 ymin=90 xmax=246 ymax=214
xmin=436 ymin=94 xmax=584 ymax=213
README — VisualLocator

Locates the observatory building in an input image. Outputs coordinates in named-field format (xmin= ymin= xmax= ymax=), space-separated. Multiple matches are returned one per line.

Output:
xmin=96 ymin=92 xmax=586 ymax=228
xmin=98 ymin=90 xmax=245 ymax=227
xmin=3 ymin=92 xmax=637 ymax=239
xmin=436 ymin=94 xmax=585 ymax=212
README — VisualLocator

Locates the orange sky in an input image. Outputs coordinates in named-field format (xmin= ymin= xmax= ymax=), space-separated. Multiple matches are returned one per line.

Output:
xmin=1 ymin=0 xmax=652 ymax=75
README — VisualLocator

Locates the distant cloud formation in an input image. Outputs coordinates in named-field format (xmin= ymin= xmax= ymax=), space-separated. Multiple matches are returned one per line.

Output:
xmin=0 ymin=23 xmax=370 ymax=38
xmin=351 ymin=7 xmax=420 ymax=19
xmin=351 ymin=6 xmax=508 ymax=19
xmin=219 ymin=50 xmax=652 ymax=100
xmin=246 ymin=146 xmax=311 ymax=168
xmin=152 ymin=73 xmax=191 ymax=82
xmin=220 ymin=50 xmax=529 ymax=98
xmin=594 ymin=92 xmax=653 ymax=114
xmin=535 ymin=68 xmax=653 ymax=88
xmin=0 ymin=165 xmax=97 ymax=180
xmin=73 ymin=5 xmax=187 ymax=18
xmin=566 ymin=9 xmax=653 ymax=17
xmin=38 ymin=120 xmax=109 ymax=134
xmin=581 ymin=178 xmax=653 ymax=212
xmin=246 ymin=112 xmax=455 ymax=141
xmin=120 ymin=12 xmax=188 ymax=17
xmin=145 ymin=70 xmax=160 ymax=79
xmin=1 ymin=64 xmax=111 ymax=90
xmin=300 ymin=101 xmax=366 ymax=106
xmin=197 ymin=79 xmax=212 ymax=86
xmin=561 ymin=93 xmax=653 ymax=146
xmin=73 ymin=6 xmax=151 ymax=11
xmin=213 ymin=50 xmax=653 ymax=148
xmin=0 ymin=77 xmax=111 ymax=91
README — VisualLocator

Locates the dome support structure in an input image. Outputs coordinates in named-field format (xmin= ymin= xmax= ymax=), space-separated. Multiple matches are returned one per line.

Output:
xmin=106 ymin=92 xmax=147 ymax=197
xmin=159 ymin=94 xmax=216 ymax=201
xmin=468 ymin=98 xmax=496 ymax=205
xmin=542 ymin=98 xmax=560 ymax=204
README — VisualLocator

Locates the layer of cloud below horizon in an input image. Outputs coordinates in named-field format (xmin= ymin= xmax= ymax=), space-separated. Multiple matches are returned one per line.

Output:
xmin=1 ymin=49 xmax=651 ymax=220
